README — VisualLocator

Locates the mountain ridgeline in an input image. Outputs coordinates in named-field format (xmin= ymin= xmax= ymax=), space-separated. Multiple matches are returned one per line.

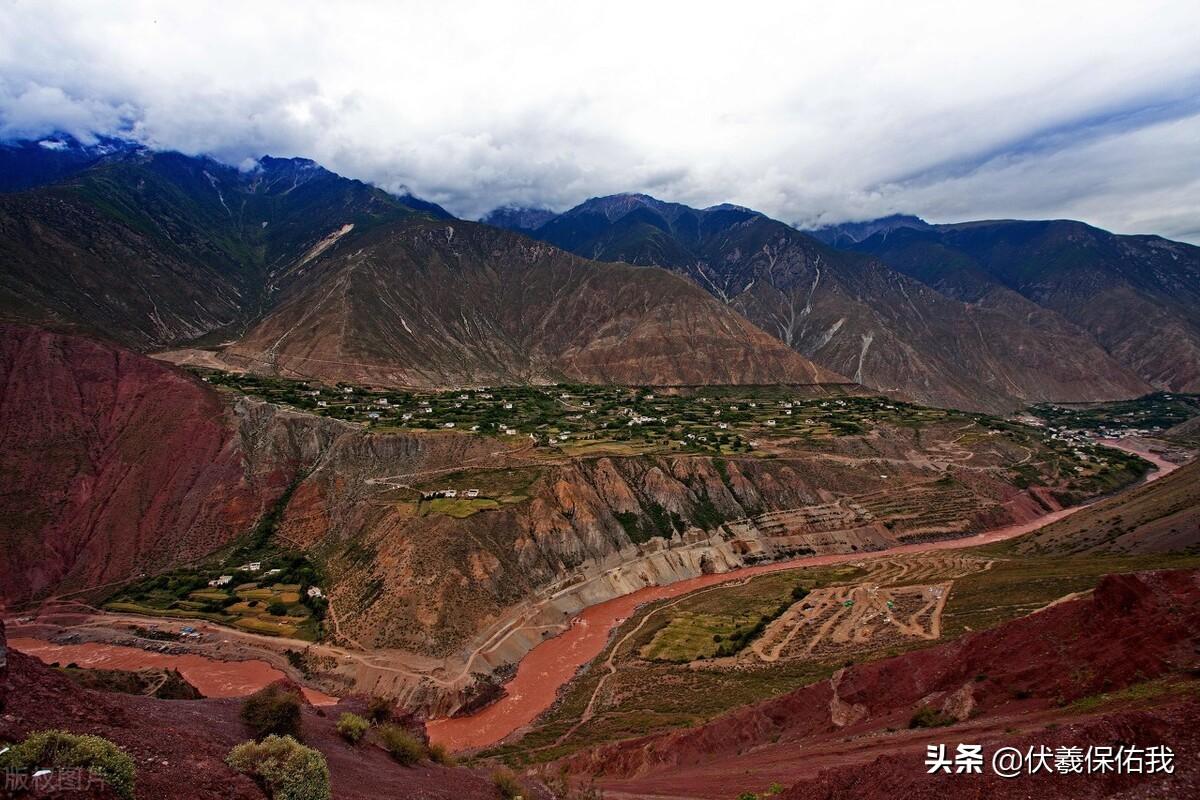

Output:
xmin=0 ymin=142 xmax=836 ymax=389
xmin=842 ymin=217 xmax=1200 ymax=395
xmin=490 ymin=195 xmax=1178 ymax=412
xmin=1 ymin=138 xmax=1198 ymax=410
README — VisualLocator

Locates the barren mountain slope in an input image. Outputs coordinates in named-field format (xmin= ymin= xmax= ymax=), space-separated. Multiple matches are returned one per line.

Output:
xmin=851 ymin=219 xmax=1200 ymax=393
xmin=0 ymin=622 xmax=509 ymax=800
xmin=1017 ymin=458 xmax=1200 ymax=555
xmin=222 ymin=217 xmax=843 ymax=388
xmin=0 ymin=148 xmax=442 ymax=348
xmin=0 ymin=324 xmax=343 ymax=603
xmin=506 ymin=196 xmax=1149 ymax=412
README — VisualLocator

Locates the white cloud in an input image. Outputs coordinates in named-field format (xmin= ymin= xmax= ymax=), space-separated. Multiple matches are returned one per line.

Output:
xmin=1 ymin=0 xmax=1197 ymax=241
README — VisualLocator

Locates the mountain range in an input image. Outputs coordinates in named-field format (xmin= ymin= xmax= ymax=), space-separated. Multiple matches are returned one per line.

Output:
xmin=486 ymin=195 xmax=1193 ymax=411
xmin=3 ymin=137 xmax=1199 ymax=411
xmin=0 ymin=140 xmax=835 ymax=388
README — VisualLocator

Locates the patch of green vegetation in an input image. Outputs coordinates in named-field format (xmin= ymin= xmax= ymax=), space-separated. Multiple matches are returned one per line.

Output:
xmin=1 ymin=731 xmax=136 ymax=799
xmin=227 ymin=735 xmax=330 ymax=800
xmin=909 ymin=706 xmax=956 ymax=728
xmin=335 ymin=712 xmax=370 ymax=743
xmin=1029 ymin=392 xmax=1200 ymax=435
xmin=1069 ymin=677 xmax=1199 ymax=714
xmin=376 ymin=725 xmax=427 ymax=766
xmin=643 ymin=584 xmax=808 ymax=662
xmin=424 ymin=497 xmax=502 ymax=518
xmin=941 ymin=547 xmax=1200 ymax=636
xmin=240 ymin=683 xmax=305 ymax=740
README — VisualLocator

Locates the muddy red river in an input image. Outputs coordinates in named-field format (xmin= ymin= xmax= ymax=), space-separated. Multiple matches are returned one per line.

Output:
xmin=10 ymin=638 xmax=339 ymax=705
xmin=427 ymin=440 xmax=1177 ymax=752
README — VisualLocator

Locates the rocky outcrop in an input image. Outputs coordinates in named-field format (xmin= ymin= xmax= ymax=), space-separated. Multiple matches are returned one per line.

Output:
xmin=0 ymin=324 xmax=347 ymax=604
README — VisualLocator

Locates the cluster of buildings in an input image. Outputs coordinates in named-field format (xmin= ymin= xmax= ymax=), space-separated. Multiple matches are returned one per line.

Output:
xmin=422 ymin=488 xmax=482 ymax=500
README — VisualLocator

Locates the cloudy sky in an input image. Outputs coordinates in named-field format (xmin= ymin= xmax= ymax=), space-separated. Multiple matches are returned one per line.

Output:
xmin=2 ymin=1 xmax=1199 ymax=241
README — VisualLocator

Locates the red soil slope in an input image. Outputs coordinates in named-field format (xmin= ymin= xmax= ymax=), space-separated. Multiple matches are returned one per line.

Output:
xmin=561 ymin=569 xmax=1200 ymax=799
xmin=0 ymin=623 xmax=512 ymax=800
xmin=0 ymin=324 xmax=284 ymax=604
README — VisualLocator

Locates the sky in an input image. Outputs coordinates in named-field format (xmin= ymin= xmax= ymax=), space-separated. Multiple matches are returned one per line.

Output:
xmin=1 ymin=1 xmax=1199 ymax=242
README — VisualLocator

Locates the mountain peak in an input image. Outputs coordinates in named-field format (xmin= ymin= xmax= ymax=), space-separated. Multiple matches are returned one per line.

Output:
xmin=479 ymin=204 xmax=558 ymax=233
xmin=805 ymin=214 xmax=931 ymax=246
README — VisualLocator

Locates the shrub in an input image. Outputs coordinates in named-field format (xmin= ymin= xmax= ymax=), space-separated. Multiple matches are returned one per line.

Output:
xmin=376 ymin=724 xmax=425 ymax=766
xmin=335 ymin=712 xmax=370 ymax=743
xmin=492 ymin=767 xmax=526 ymax=799
xmin=427 ymin=742 xmax=455 ymax=766
xmin=241 ymin=684 xmax=304 ymax=740
xmin=226 ymin=735 xmax=330 ymax=800
xmin=366 ymin=695 xmax=394 ymax=723
xmin=908 ymin=705 xmax=955 ymax=729
xmin=268 ymin=602 xmax=289 ymax=616
xmin=0 ymin=730 xmax=136 ymax=800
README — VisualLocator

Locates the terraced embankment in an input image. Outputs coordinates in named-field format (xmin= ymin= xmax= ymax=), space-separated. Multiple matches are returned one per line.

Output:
xmin=427 ymin=451 xmax=1168 ymax=752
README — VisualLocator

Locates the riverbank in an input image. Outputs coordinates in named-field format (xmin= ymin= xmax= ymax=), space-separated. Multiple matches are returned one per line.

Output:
xmin=10 ymin=637 xmax=339 ymax=705
xmin=426 ymin=439 xmax=1177 ymax=751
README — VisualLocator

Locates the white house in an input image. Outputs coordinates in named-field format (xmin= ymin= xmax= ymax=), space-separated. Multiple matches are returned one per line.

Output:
xmin=465 ymin=489 xmax=479 ymax=498
xmin=504 ymin=427 xmax=518 ymax=435
xmin=766 ymin=419 xmax=776 ymax=426
xmin=444 ymin=489 xmax=458 ymax=498
xmin=208 ymin=575 xmax=233 ymax=587
xmin=443 ymin=421 xmax=455 ymax=428
xmin=307 ymin=586 xmax=324 ymax=599
xmin=503 ymin=402 xmax=514 ymax=409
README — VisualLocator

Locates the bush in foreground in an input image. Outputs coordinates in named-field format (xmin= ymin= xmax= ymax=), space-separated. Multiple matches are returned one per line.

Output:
xmin=376 ymin=724 xmax=426 ymax=766
xmin=493 ymin=767 xmax=526 ymax=799
xmin=908 ymin=705 xmax=956 ymax=729
xmin=226 ymin=735 xmax=330 ymax=800
xmin=335 ymin=712 xmax=370 ymax=743
xmin=426 ymin=741 xmax=456 ymax=766
xmin=241 ymin=683 xmax=304 ymax=740
xmin=366 ymin=695 xmax=394 ymax=723
xmin=0 ymin=729 xmax=136 ymax=800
